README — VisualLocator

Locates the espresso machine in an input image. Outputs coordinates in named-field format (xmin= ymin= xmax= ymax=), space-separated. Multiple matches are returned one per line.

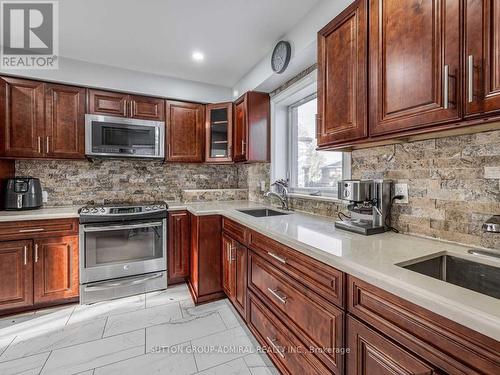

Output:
xmin=335 ymin=179 xmax=392 ymax=235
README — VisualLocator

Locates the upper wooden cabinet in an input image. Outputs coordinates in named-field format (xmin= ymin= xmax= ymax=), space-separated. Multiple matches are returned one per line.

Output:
xmin=205 ymin=102 xmax=233 ymax=163
xmin=0 ymin=77 xmax=85 ymax=159
xmin=233 ymin=92 xmax=270 ymax=163
xmin=317 ymin=0 xmax=368 ymax=147
xmin=165 ymin=100 xmax=205 ymax=162
xmin=0 ymin=77 xmax=44 ymax=158
xmin=45 ymin=83 xmax=86 ymax=158
xmin=87 ymin=89 xmax=165 ymax=121
xmin=369 ymin=0 xmax=461 ymax=136
xmin=464 ymin=0 xmax=500 ymax=117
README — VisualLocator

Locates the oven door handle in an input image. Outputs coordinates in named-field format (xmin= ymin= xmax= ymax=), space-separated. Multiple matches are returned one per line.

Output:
xmin=83 ymin=222 xmax=163 ymax=232
xmin=83 ymin=272 xmax=164 ymax=291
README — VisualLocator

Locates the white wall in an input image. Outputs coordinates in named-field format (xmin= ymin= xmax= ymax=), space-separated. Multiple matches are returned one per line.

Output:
xmin=232 ymin=0 xmax=353 ymax=96
xmin=0 ymin=57 xmax=233 ymax=103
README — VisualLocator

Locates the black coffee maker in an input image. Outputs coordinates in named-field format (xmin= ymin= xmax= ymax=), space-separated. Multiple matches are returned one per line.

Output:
xmin=4 ymin=177 xmax=43 ymax=210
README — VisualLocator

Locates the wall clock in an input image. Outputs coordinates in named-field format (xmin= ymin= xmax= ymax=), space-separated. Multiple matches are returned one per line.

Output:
xmin=271 ymin=41 xmax=291 ymax=74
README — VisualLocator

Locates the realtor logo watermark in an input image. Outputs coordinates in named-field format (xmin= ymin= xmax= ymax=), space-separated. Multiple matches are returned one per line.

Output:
xmin=1 ymin=1 xmax=58 ymax=69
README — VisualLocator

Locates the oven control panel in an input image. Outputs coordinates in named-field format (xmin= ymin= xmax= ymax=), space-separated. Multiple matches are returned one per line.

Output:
xmin=79 ymin=202 xmax=168 ymax=216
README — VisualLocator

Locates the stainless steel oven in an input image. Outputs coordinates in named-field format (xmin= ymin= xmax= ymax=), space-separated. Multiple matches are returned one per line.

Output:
xmin=85 ymin=114 xmax=164 ymax=159
xmin=79 ymin=202 xmax=168 ymax=304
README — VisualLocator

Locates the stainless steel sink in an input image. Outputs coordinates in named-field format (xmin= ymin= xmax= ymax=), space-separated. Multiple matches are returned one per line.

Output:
xmin=400 ymin=255 xmax=500 ymax=299
xmin=237 ymin=208 xmax=290 ymax=217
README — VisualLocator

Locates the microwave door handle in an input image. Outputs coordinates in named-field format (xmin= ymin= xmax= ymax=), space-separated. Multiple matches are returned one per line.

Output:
xmin=83 ymin=222 xmax=163 ymax=232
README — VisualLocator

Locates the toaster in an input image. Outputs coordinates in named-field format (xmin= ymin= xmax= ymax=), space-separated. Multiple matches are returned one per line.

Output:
xmin=4 ymin=177 xmax=43 ymax=210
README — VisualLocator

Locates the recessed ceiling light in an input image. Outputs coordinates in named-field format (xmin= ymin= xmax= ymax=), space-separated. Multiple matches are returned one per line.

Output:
xmin=192 ymin=51 xmax=204 ymax=61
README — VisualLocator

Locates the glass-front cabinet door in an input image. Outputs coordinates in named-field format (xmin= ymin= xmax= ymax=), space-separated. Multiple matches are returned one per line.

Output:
xmin=205 ymin=102 xmax=233 ymax=163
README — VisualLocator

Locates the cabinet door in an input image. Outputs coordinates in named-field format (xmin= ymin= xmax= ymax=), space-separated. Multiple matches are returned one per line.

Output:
xmin=222 ymin=234 xmax=234 ymax=298
xmin=129 ymin=95 xmax=165 ymax=121
xmin=165 ymin=100 xmax=204 ymax=162
xmin=369 ymin=0 xmax=461 ymax=136
xmin=465 ymin=0 xmax=500 ymax=117
xmin=233 ymin=98 xmax=247 ymax=162
xmin=0 ymin=77 xmax=44 ymax=158
xmin=205 ymin=103 xmax=233 ymax=163
xmin=168 ymin=211 xmax=190 ymax=285
xmin=45 ymin=83 xmax=85 ymax=159
xmin=233 ymin=242 xmax=247 ymax=319
xmin=347 ymin=316 xmax=435 ymax=375
xmin=87 ymin=89 xmax=129 ymax=117
xmin=317 ymin=0 xmax=368 ymax=147
xmin=0 ymin=240 xmax=33 ymax=312
xmin=33 ymin=236 xmax=79 ymax=304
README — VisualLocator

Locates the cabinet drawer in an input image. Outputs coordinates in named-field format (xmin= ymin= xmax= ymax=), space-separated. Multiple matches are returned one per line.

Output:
xmin=222 ymin=218 xmax=246 ymax=244
xmin=249 ymin=251 xmax=344 ymax=373
xmin=348 ymin=276 xmax=500 ymax=374
xmin=248 ymin=292 xmax=331 ymax=375
xmin=248 ymin=230 xmax=344 ymax=307
xmin=0 ymin=219 xmax=78 ymax=241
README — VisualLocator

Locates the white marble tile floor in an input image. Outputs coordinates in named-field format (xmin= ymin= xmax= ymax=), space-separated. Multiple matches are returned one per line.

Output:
xmin=0 ymin=284 xmax=278 ymax=375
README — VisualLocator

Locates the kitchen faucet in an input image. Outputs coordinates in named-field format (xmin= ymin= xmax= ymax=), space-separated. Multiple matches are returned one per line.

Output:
xmin=264 ymin=179 xmax=289 ymax=210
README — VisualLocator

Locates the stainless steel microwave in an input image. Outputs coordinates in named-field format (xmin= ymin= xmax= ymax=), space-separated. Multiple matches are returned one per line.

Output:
xmin=85 ymin=114 xmax=165 ymax=159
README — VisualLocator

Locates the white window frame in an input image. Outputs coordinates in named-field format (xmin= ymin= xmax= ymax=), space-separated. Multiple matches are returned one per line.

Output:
xmin=270 ymin=69 xmax=351 ymax=200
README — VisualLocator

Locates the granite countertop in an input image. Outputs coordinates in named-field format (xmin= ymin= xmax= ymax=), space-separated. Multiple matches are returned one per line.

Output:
xmin=1 ymin=200 xmax=499 ymax=341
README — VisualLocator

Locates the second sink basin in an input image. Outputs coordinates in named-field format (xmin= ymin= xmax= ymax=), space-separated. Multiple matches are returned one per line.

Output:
xmin=400 ymin=254 xmax=500 ymax=299
xmin=237 ymin=208 xmax=290 ymax=217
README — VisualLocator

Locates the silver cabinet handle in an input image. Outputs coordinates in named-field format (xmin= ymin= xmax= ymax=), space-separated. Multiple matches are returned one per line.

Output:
xmin=23 ymin=246 xmax=27 ymax=265
xmin=130 ymin=101 xmax=134 ymax=117
xmin=227 ymin=242 xmax=231 ymax=262
xmin=34 ymin=244 xmax=39 ymax=263
xmin=19 ymin=228 xmax=44 ymax=233
xmin=231 ymin=245 xmax=236 ymax=261
xmin=468 ymin=55 xmax=474 ymax=103
xmin=443 ymin=65 xmax=449 ymax=109
xmin=241 ymin=140 xmax=246 ymax=154
xmin=46 ymin=136 xmax=50 ymax=153
xmin=267 ymin=288 xmax=287 ymax=304
xmin=266 ymin=337 xmax=285 ymax=359
xmin=267 ymin=251 xmax=286 ymax=264
xmin=37 ymin=136 xmax=41 ymax=154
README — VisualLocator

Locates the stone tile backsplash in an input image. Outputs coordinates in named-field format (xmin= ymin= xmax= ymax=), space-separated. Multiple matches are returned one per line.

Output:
xmin=14 ymin=129 xmax=500 ymax=249
xmin=15 ymin=159 xmax=240 ymax=206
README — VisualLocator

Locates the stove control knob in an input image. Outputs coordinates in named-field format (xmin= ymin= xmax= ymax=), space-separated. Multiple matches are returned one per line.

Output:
xmin=145 ymin=206 xmax=151 ymax=211
xmin=99 ymin=208 xmax=105 ymax=213
xmin=153 ymin=205 xmax=159 ymax=210
xmin=91 ymin=208 xmax=98 ymax=213
xmin=81 ymin=208 xmax=89 ymax=213
xmin=160 ymin=204 xmax=166 ymax=209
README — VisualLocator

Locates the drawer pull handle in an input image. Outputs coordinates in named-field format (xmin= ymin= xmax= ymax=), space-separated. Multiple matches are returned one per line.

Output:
xmin=19 ymin=228 xmax=44 ymax=233
xmin=23 ymin=246 xmax=27 ymax=265
xmin=267 ymin=288 xmax=287 ymax=304
xmin=267 ymin=252 xmax=286 ymax=264
xmin=34 ymin=244 xmax=39 ymax=263
xmin=266 ymin=336 xmax=285 ymax=359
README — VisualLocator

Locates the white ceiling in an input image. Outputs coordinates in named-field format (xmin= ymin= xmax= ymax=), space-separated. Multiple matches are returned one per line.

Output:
xmin=59 ymin=0 xmax=320 ymax=88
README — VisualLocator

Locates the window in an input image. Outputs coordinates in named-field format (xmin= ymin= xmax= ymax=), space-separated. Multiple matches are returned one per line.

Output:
xmin=287 ymin=94 xmax=349 ymax=196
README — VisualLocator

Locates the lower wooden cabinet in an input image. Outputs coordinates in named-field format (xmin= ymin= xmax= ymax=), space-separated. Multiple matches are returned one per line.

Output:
xmin=188 ymin=214 xmax=224 ymax=304
xmin=167 ymin=211 xmax=190 ymax=285
xmin=346 ymin=316 xmax=435 ymax=375
xmin=0 ymin=240 xmax=33 ymax=312
xmin=33 ymin=236 xmax=79 ymax=304
xmin=222 ymin=233 xmax=247 ymax=319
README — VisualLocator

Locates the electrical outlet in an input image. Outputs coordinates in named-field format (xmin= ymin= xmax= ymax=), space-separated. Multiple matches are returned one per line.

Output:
xmin=394 ymin=183 xmax=409 ymax=204
xmin=42 ymin=190 xmax=48 ymax=204
xmin=260 ymin=181 xmax=266 ymax=192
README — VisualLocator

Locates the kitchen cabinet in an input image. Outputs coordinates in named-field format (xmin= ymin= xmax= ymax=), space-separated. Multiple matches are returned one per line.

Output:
xmin=0 ymin=160 xmax=15 ymax=210
xmin=167 ymin=210 xmax=190 ymax=285
xmin=369 ymin=0 xmax=461 ymax=136
xmin=464 ymin=0 xmax=500 ymax=117
xmin=0 ymin=77 xmax=85 ymax=159
xmin=188 ymin=214 xmax=224 ymax=304
xmin=45 ymin=83 xmax=86 ymax=158
xmin=0 ymin=218 xmax=79 ymax=316
xmin=33 ymin=236 xmax=79 ymax=304
xmin=87 ymin=89 xmax=164 ymax=121
xmin=0 ymin=77 xmax=45 ymax=158
xmin=165 ymin=100 xmax=205 ymax=163
xmin=205 ymin=102 xmax=233 ymax=163
xmin=0 ymin=240 xmax=33 ymax=312
xmin=317 ymin=0 xmax=368 ymax=147
xmin=233 ymin=92 xmax=270 ymax=163
xmin=346 ymin=316 xmax=435 ymax=375
xmin=222 ymin=233 xmax=247 ymax=319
